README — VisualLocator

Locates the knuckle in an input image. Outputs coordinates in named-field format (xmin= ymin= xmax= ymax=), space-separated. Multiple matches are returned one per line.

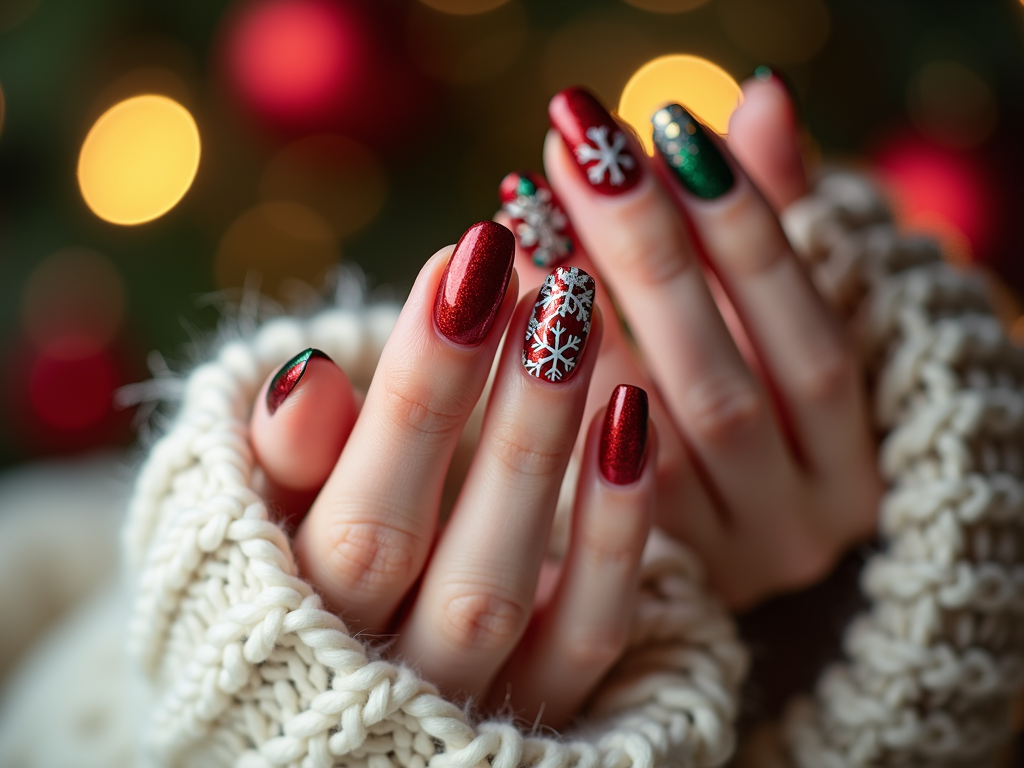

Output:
xmin=578 ymin=525 xmax=645 ymax=569
xmin=439 ymin=590 xmax=526 ymax=652
xmin=685 ymin=379 xmax=764 ymax=446
xmin=562 ymin=628 xmax=628 ymax=670
xmin=379 ymin=367 xmax=466 ymax=444
xmin=325 ymin=521 xmax=421 ymax=600
xmin=792 ymin=343 xmax=856 ymax=403
xmin=490 ymin=427 xmax=568 ymax=479
xmin=608 ymin=224 xmax=694 ymax=288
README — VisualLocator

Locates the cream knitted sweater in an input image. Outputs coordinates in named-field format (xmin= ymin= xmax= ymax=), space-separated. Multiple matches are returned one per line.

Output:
xmin=0 ymin=171 xmax=1021 ymax=768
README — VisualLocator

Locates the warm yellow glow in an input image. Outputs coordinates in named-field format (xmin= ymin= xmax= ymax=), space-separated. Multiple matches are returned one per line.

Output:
xmin=619 ymin=55 xmax=742 ymax=154
xmin=621 ymin=0 xmax=710 ymax=12
xmin=78 ymin=95 xmax=200 ymax=225
xmin=416 ymin=0 xmax=512 ymax=14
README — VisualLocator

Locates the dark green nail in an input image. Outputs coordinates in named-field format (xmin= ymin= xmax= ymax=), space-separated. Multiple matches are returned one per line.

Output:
xmin=651 ymin=104 xmax=734 ymax=200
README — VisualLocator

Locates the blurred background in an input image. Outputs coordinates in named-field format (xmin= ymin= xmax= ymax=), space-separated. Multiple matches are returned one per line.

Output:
xmin=0 ymin=0 xmax=1023 ymax=471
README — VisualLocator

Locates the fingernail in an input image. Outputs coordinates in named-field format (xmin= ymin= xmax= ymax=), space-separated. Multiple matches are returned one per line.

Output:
xmin=433 ymin=221 xmax=516 ymax=346
xmin=499 ymin=171 xmax=575 ymax=268
xmin=751 ymin=64 xmax=803 ymax=119
xmin=651 ymin=103 xmax=734 ymax=200
xmin=599 ymin=385 xmax=649 ymax=485
xmin=549 ymin=87 xmax=641 ymax=196
xmin=267 ymin=348 xmax=332 ymax=416
xmin=522 ymin=265 xmax=595 ymax=383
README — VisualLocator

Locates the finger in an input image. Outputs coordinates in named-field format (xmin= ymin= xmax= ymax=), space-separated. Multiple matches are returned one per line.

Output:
xmin=728 ymin=70 xmax=809 ymax=212
xmin=394 ymin=266 xmax=602 ymax=700
xmin=490 ymin=385 xmax=655 ymax=728
xmin=251 ymin=349 xmax=358 ymax=529
xmin=294 ymin=222 xmax=518 ymax=632
xmin=546 ymin=88 xmax=791 ymax=549
xmin=650 ymin=104 xmax=873 ymax=536
xmin=496 ymin=171 xmax=717 ymax=555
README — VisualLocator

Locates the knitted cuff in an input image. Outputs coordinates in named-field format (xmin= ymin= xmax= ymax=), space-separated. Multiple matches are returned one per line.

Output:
xmin=782 ymin=172 xmax=1024 ymax=766
xmin=122 ymin=302 xmax=747 ymax=767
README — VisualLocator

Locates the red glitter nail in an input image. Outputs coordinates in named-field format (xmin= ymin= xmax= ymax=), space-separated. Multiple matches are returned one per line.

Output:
xmin=266 ymin=348 xmax=332 ymax=416
xmin=549 ymin=87 xmax=641 ymax=196
xmin=433 ymin=221 xmax=515 ymax=346
xmin=498 ymin=171 xmax=575 ymax=268
xmin=599 ymin=384 xmax=649 ymax=485
xmin=522 ymin=265 xmax=595 ymax=383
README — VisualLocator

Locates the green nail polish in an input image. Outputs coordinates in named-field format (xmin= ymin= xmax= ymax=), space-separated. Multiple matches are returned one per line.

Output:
xmin=651 ymin=104 xmax=734 ymax=200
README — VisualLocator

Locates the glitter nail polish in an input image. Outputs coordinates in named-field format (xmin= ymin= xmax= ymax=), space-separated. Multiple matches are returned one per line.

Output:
xmin=433 ymin=221 xmax=516 ymax=346
xmin=266 ymin=348 xmax=332 ymax=416
xmin=499 ymin=171 xmax=575 ymax=268
xmin=651 ymin=103 xmax=734 ymax=200
xmin=522 ymin=265 xmax=595 ymax=383
xmin=549 ymin=87 xmax=641 ymax=196
xmin=599 ymin=385 xmax=649 ymax=485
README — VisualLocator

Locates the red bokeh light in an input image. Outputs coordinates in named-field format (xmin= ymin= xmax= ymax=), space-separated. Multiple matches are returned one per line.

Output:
xmin=874 ymin=138 xmax=990 ymax=258
xmin=225 ymin=0 xmax=357 ymax=123
xmin=28 ymin=338 xmax=119 ymax=431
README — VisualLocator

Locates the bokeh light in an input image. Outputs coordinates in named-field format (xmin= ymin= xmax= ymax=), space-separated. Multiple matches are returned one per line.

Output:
xmin=215 ymin=202 xmax=339 ymax=298
xmin=621 ymin=0 xmax=710 ymax=12
xmin=407 ymin=0 xmax=527 ymax=84
xmin=718 ymin=0 xmax=830 ymax=65
xmin=78 ymin=95 xmax=200 ymax=225
xmin=907 ymin=60 xmax=997 ymax=149
xmin=28 ymin=345 xmax=119 ymax=432
xmin=875 ymin=138 xmax=990 ymax=258
xmin=224 ymin=0 xmax=356 ymax=123
xmin=619 ymin=55 xmax=742 ymax=152
xmin=416 ymin=0 xmax=513 ymax=15
xmin=260 ymin=135 xmax=386 ymax=238
xmin=21 ymin=248 xmax=126 ymax=356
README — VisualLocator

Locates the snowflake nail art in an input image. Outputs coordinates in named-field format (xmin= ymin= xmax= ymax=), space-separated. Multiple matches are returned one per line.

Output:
xmin=522 ymin=265 xmax=595 ymax=382
xmin=549 ymin=87 xmax=641 ymax=196
xmin=499 ymin=172 xmax=575 ymax=268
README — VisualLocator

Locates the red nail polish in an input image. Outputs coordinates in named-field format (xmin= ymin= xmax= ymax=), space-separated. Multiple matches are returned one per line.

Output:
xmin=499 ymin=171 xmax=575 ymax=268
xmin=600 ymin=385 xmax=648 ymax=485
xmin=267 ymin=348 xmax=332 ymax=416
xmin=548 ymin=87 xmax=642 ymax=196
xmin=522 ymin=265 xmax=595 ymax=383
xmin=434 ymin=221 xmax=516 ymax=346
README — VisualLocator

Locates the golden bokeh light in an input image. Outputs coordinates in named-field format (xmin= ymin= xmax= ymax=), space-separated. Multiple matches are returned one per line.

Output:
xmin=260 ymin=134 xmax=386 ymax=238
xmin=215 ymin=202 xmax=339 ymax=298
xmin=619 ymin=55 xmax=742 ymax=153
xmin=416 ymin=0 xmax=512 ymax=15
xmin=78 ymin=95 xmax=200 ymax=225
xmin=21 ymin=248 xmax=126 ymax=356
xmin=718 ymin=0 xmax=830 ymax=65
xmin=621 ymin=0 xmax=710 ymax=12
xmin=907 ymin=60 xmax=997 ymax=149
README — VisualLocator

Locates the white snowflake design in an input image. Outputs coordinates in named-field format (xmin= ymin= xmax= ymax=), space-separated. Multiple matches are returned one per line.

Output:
xmin=504 ymin=186 xmax=573 ymax=267
xmin=523 ymin=319 xmax=582 ymax=381
xmin=535 ymin=266 xmax=594 ymax=322
xmin=574 ymin=125 xmax=635 ymax=186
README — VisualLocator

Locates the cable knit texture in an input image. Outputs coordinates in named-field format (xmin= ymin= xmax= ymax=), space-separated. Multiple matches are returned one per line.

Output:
xmin=781 ymin=172 xmax=1024 ymax=766
xmin=122 ymin=300 xmax=748 ymax=766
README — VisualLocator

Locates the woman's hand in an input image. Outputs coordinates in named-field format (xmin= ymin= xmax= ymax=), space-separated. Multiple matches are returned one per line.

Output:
xmin=248 ymin=222 xmax=657 ymax=729
xmin=500 ymin=76 xmax=881 ymax=610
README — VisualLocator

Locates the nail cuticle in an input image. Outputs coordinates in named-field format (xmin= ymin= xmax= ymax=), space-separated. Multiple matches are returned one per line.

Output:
xmin=651 ymin=103 xmax=734 ymax=200
xmin=266 ymin=348 xmax=332 ymax=416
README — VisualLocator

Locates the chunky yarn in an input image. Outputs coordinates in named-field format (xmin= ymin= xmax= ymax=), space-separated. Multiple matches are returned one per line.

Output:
xmin=122 ymin=301 xmax=748 ymax=766
xmin=782 ymin=172 xmax=1024 ymax=766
